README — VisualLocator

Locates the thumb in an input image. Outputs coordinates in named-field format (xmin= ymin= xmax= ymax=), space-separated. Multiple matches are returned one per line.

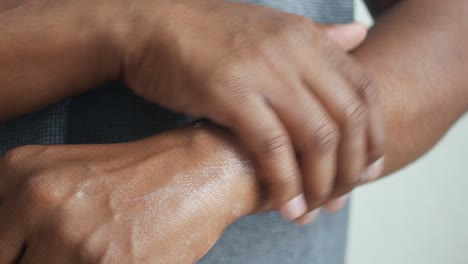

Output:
xmin=317 ymin=22 xmax=368 ymax=51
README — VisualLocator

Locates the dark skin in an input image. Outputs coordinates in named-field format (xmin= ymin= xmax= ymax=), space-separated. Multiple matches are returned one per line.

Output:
xmin=0 ymin=0 xmax=384 ymax=222
xmin=1 ymin=0 xmax=467 ymax=263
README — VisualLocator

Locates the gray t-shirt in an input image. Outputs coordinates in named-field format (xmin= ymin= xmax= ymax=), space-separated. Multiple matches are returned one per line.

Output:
xmin=0 ymin=0 xmax=353 ymax=263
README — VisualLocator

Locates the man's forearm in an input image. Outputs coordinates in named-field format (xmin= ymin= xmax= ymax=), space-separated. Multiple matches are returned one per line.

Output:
xmin=0 ymin=0 xmax=119 ymax=122
xmin=354 ymin=0 xmax=468 ymax=175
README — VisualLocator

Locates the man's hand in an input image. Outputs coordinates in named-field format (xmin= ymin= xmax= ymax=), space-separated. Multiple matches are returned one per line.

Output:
xmin=0 ymin=128 xmax=261 ymax=264
xmin=0 ymin=0 xmax=383 ymax=222
xmin=113 ymin=0 xmax=385 ymax=221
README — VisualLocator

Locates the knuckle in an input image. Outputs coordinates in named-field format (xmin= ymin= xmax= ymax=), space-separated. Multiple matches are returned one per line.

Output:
xmin=355 ymin=73 xmax=379 ymax=101
xmin=276 ymin=174 xmax=298 ymax=194
xmin=2 ymin=148 xmax=23 ymax=167
xmin=268 ymin=15 xmax=309 ymax=44
xmin=213 ymin=63 xmax=255 ymax=104
xmin=343 ymin=101 xmax=367 ymax=132
xmin=307 ymin=185 xmax=333 ymax=205
xmin=225 ymin=86 xmax=253 ymax=107
xmin=21 ymin=171 xmax=63 ymax=208
xmin=336 ymin=175 xmax=361 ymax=194
xmin=53 ymin=221 xmax=84 ymax=252
xmin=79 ymin=237 xmax=106 ymax=263
xmin=217 ymin=62 xmax=248 ymax=88
xmin=260 ymin=132 xmax=290 ymax=157
xmin=290 ymin=15 xmax=314 ymax=29
xmin=313 ymin=122 xmax=340 ymax=154
xmin=2 ymin=145 xmax=44 ymax=168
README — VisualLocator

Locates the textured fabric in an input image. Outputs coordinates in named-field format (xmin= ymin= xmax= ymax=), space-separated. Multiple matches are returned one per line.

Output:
xmin=0 ymin=101 xmax=69 ymax=154
xmin=0 ymin=0 xmax=354 ymax=263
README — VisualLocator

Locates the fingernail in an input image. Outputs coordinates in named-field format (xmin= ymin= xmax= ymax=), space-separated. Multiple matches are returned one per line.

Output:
xmin=295 ymin=208 xmax=321 ymax=226
xmin=362 ymin=157 xmax=385 ymax=180
xmin=324 ymin=195 xmax=350 ymax=213
xmin=339 ymin=194 xmax=350 ymax=205
xmin=330 ymin=22 xmax=367 ymax=38
xmin=280 ymin=194 xmax=308 ymax=221
xmin=352 ymin=21 xmax=369 ymax=30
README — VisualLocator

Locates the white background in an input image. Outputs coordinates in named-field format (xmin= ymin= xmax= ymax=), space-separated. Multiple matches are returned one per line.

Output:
xmin=347 ymin=1 xmax=468 ymax=263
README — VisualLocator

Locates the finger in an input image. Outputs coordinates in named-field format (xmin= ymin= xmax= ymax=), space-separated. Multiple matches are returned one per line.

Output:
xmin=315 ymin=22 xmax=386 ymax=171
xmin=317 ymin=22 xmax=368 ymax=51
xmin=343 ymin=64 xmax=385 ymax=166
xmin=332 ymin=55 xmax=386 ymax=173
xmin=0 ymin=199 xmax=26 ymax=264
xmin=323 ymin=194 xmax=350 ymax=213
xmin=268 ymin=86 xmax=338 ymax=212
xmin=295 ymin=208 xmax=321 ymax=226
xmin=219 ymin=92 xmax=306 ymax=221
xmin=301 ymin=54 xmax=368 ymax=195
xmin=335 ymin=101 xmax=367 ymax=195
xmin=360 ymin=157 xmax=385 ymax=183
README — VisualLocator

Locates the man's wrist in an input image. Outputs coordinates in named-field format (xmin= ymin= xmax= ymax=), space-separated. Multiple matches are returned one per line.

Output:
xmin=83 ymin=0 xmax=125 ymax=83
xmin=157 ymin=124 xmax=269 ymax=220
